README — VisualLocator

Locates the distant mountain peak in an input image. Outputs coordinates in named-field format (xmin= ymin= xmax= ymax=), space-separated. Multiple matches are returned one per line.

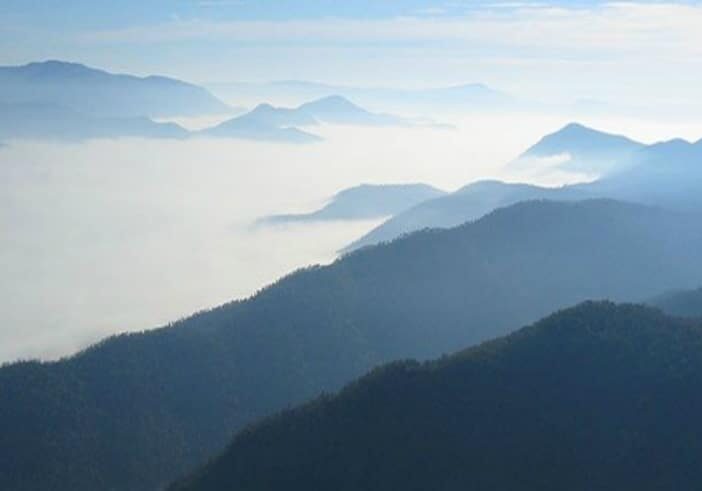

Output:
xmin=17 ymin=59 xmax=99 ymax=77
xmin=561 ymin=121 xmax=589 ymax=131
xmin=549 ymin=122 xmax=622 ymax=138
xmin=514 ymin=122 xmax=644 ymax=175
xmin=0 ymin=59 xmax=231 ymax=118
xmin=299 ymin=94 xmax=365 ymax=113
xmin=26 ymin=59 xmax=87 ymax=68
xmin=250 ymin=102 xmax=277 ymax=113
xmin=649 ymin=137 xmax=693 ymax=149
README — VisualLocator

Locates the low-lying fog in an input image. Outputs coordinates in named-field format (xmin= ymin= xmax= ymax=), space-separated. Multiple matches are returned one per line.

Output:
xmin=1 ymin=112 xmax=699 ymax=363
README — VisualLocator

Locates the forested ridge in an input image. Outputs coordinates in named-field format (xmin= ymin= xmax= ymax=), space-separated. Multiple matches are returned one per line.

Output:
xmin=171 ymin=302 xmax=702 ymax=491
xmin=3 ymin=199 xmax=702 ymax=490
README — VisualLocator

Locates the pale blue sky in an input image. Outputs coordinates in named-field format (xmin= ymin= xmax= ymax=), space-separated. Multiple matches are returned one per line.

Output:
xmin=2 ymin=1 xmax=701 ymax=107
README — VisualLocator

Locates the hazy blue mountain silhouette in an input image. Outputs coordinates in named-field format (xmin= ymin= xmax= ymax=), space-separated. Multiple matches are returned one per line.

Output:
xmin=200 ymin=119 xmax=320 ymax=143
xmin=347 ymin=126 xmax=700 ymax=251
xmin=345 ymin=180 xmax=590 ymax=251
xmin=649 ymin=287 xmax=702 ymax=318
xmin=0 ymin=60 xmax=231 ymax=118
xmin=170 ymin=302 xmax=702 ymax=491
xmin=513 ymin=122 xmax=644 ymax=175
xmin=201 ymin=95 xmax=410 ymax=142
xmin=259 ymin=183 xmax=446 ymax=225
xmin=587 ymin=138 xmax=702 ymax=210
xmin=207 ymin=80 xmax=514 ymax=113
xmin=295 ymin=95 xmax=408 ymax=125
xmin=3 ymin=200 xmax=702 ymax=491
xmin=227 ymin=102 xmax=319 ymax=127
xmin=0 ymin=102 xmax=189 ymax=141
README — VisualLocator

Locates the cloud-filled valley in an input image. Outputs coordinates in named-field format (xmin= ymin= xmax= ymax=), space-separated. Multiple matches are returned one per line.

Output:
xmin=2 ymin=110 xmax=699 ymax=363
xmin=2 ymin=5 xmax=702 ymax=489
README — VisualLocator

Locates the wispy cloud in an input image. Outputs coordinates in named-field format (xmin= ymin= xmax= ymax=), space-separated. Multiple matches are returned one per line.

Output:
xmin=77 ymin=2 xmax=702 ymax=63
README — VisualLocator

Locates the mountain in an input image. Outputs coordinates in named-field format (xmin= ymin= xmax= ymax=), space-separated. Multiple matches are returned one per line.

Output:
xmin=200 ymin=95 xmax=408 ymax=142
xmin=0 ymin=60 xmax=231 ymax=118
xmin=649 ymin=287 xmax=702 ymax=318
xmin=346 ymin=128 xmax=700 ymax=251
xmin=295 ymin=95 xmax=407 ymax=126
xmin=512 ymin=122 xmax=644 ymax=175
xmin=170 ymin=302 xmax=702 ymax=491
xmin=207 ymin=80 xmax=514 ymax=114
xmin=227 ymin=102 xmax=319 ymax=127
xmin=0 ymin=102 xmax=189 ymax=141
xmin=199 ymin=118 xmax=320 ymax=143
xmin=587 ymin=138 xmax=702 ymax=211
xmin=3 ymin=200 xmax=702 ymax=491
xmin=199 ymin=102 xmax=320 ymax=142
xmin=345 ymin=180 xmax=589 ymax=251
xmin=259 ymin=183 xmax=446 ymax=225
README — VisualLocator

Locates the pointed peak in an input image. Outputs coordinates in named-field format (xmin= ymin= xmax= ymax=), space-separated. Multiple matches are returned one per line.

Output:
xmin=251 ymin=103 xmax=277 ymax=112
xmin=302 ymin=95 xmax=359 ymax=109
xmin=559 ymin=122 xmax=592 ymax=133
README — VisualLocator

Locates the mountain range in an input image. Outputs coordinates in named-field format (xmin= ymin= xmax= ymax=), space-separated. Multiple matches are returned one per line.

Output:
xmin=0 ymin=101 xmax=189 ymax=141
xmin=206 ymin=80 xmax=514 ymax=114
xmin=0 ymin=60 xmax=231 ymax=118
xmin=259 ymin=183 xmax=446 ymax=225
xmin=201 ymin=95 xmax=410 ymax=142
xmin=344 ymin=180 xmax=589 ymax=251
xmin=512 ymin=122 xmax=644 ymax=175
xmin=3 ymin=199 xmax=702 ymax=491
xmin=170 ymin=301 xmax=702 ymax=491
xmin=0 ymin=60 xmax=410 ymax=142
xmin=587 ymin=137 xmax=702 ymax=211
xmin=346 ymin=123 xmax=702 ymax=251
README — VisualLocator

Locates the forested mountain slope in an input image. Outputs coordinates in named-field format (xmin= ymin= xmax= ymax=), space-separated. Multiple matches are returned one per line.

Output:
xmin=3 ymin=200 xmax=702 ymax=491
xmin=345 ymin=180 xmax=588 ymax=251
xmin=171 ymin=302 xmax=702 ymax=491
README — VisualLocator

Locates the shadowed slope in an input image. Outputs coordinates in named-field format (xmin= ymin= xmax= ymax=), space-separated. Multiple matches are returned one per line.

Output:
xmin=171 ymin=302 xmax=702 ymax=491
xmin=3 ymin=200 xmax=702 ymax=491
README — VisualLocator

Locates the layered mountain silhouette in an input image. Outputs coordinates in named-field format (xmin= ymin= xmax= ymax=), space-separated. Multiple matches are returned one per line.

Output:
xmin=295 ymin=95 xmax=408 ymax=126
xmin=649 ymin=287 xmax=702 ymax=318
xmin=259 ymin=183 xmax=446 ymax=225
xmin=0 ymin=102 xmax=189 ymax=141
xmin=170 ymin=302 xmax=702 ymax=491
xmin=347 ymin=125 xmax=701 ymax=251
xmin=3 ymin=199 xmax=702 ymax=491
xmin=208 ymin=80 xmax=513 ymax=113
xmin=512 ymin=122 xmax=644 ymax=175
xmin=0 ymin=60 xmax=233 ymax=140
xmin=0 ymin=60 xmax=231 ymax=118
xmin=587 ymin=137 xmax=702 ymax=211
xmin=345 ymin=180 xmax=589 ymax=251
xmin=201 ymin=95 xmax=408 ymax=142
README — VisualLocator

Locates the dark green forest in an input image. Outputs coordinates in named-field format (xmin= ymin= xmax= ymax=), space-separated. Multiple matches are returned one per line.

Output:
xmin=171 ymin=302 xmax=702 ymax=491
xmin=3 ymin=199 xmax=702 ymax=490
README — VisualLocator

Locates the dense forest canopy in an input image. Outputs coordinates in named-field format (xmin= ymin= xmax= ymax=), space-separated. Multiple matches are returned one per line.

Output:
xmin=3 ymin=199 xmax=702 ymax=490
xmin=170 ymin=302 xmax=702 ymax=491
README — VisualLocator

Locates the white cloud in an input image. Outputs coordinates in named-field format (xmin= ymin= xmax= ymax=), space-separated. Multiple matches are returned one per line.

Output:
xmin=77 ymin=1 xmax=702 ymax=65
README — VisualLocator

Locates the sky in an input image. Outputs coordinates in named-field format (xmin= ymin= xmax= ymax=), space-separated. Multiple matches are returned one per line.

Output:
xmin=2 ymin=1 xmax=702 ymax=108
